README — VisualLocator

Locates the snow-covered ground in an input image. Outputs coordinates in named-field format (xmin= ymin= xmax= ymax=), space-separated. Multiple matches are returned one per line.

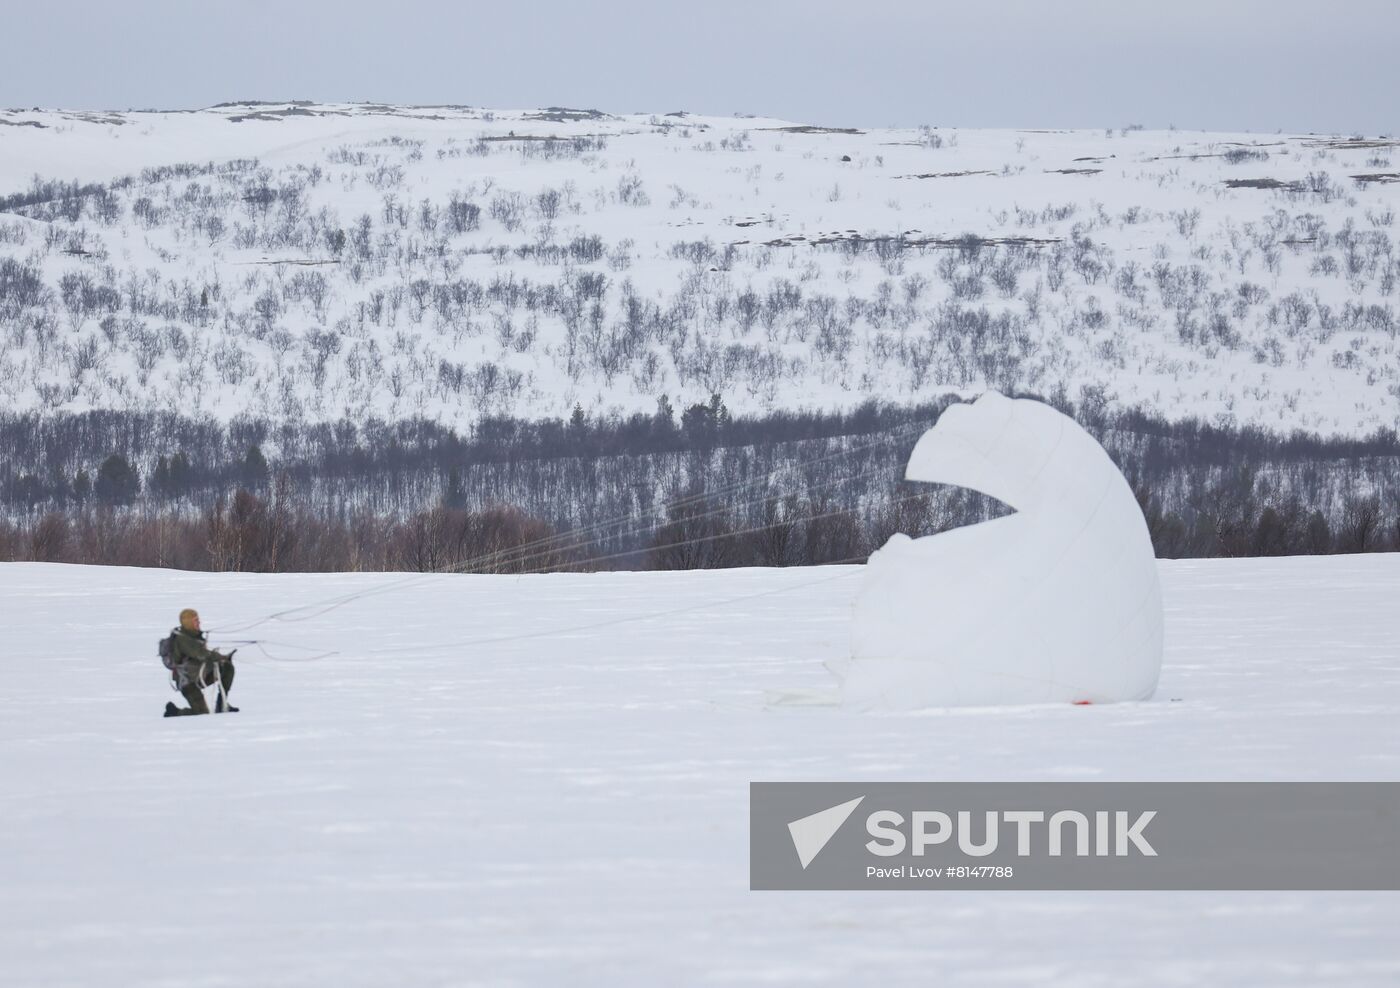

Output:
xmin=3 ymin=103 xmax=1400 ymax=434
xmin=2 ymin=555 xmax=1398 ymax=985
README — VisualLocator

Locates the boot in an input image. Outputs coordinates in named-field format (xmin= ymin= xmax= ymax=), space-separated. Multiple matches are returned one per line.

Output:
xmin=164 ymin=701 xmax=185 ymax=717
xmin=215 ymin=694 xmax=239 ymax=713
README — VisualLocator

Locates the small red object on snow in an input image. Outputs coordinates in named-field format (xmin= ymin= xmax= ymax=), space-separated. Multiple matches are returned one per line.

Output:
xmin=1072 ymin=700 xmax=1093 ymax=705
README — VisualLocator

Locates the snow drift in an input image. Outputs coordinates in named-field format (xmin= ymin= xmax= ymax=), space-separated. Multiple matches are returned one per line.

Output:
xmin=838 ymin=391 xmax=1163 ymax=708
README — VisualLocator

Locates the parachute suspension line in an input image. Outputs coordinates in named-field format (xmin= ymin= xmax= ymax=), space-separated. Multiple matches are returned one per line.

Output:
xmin=219 ymin=465 xmax=909 ymax=634
xmin=373 ymin=463 xmax=918 ymax=583
xmin=212 ymin=418 xmax=935 ymax=636
xmin=418 ymin=416 xmax=937 ymax=579
xmin=251 ymin=640 xmax=340 ymax=663
xmin=217 ymin=638 xmax=342 ymax=663
xmin=505 ymin=491 xmax=931 ymax=577
xmin=387 ymin=417 xmax=924 ymax=582
xmin=360 ymin=558 xmax=870 ymax=657
xmin=214 ymin=493 xmax=892 ymax=663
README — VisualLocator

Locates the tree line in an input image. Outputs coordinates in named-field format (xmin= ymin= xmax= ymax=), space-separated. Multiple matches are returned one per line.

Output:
xmin=2 ymin=392 xmax=1400 ymax=571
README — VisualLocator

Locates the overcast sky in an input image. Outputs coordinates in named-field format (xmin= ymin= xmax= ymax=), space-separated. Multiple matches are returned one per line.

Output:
xmin=4 ymin=0 xmax=1396 ymax=134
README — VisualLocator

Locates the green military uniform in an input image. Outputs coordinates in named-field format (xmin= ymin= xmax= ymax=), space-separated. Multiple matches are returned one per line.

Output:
xmin=167 ymin=627 xmax=236 ymax=715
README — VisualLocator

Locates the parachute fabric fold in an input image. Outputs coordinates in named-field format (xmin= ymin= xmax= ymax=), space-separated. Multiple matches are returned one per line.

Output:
xmin=838 ymin=391 xmax=1163 ymax=709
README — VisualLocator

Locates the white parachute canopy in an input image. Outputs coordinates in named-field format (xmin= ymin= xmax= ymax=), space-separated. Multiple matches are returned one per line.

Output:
xmin=835 ymin=391 xmax=1163 ymax=709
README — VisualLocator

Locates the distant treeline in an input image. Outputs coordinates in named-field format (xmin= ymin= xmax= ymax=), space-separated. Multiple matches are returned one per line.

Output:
xmin=0 ymin=394 xmax=938 ymax=502
xmin=2 ymin=392 xmax=1400 ymax=571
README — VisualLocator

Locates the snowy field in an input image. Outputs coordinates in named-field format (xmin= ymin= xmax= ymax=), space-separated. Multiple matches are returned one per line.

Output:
xmin=2 ymin=555 xmax=1399 ymax=986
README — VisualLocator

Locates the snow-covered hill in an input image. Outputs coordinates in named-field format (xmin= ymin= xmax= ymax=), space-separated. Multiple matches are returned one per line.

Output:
xmin=3 ymin=103 xmax=1400 ymax=435
xmin=2 ymin=556 xmax=1398 ymax=984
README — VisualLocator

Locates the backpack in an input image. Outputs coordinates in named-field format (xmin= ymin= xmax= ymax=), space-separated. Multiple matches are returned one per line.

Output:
xmin=158 ymin=630 xmax=179 ymax=671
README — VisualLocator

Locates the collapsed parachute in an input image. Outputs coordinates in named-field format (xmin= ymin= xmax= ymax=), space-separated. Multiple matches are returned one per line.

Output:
xmin=834 ymin=392 xmax=1163 ymax=709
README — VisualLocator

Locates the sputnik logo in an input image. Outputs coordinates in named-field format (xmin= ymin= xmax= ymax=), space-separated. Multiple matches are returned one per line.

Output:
xmin=787 ymin=796 xmax=865 ymax=869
